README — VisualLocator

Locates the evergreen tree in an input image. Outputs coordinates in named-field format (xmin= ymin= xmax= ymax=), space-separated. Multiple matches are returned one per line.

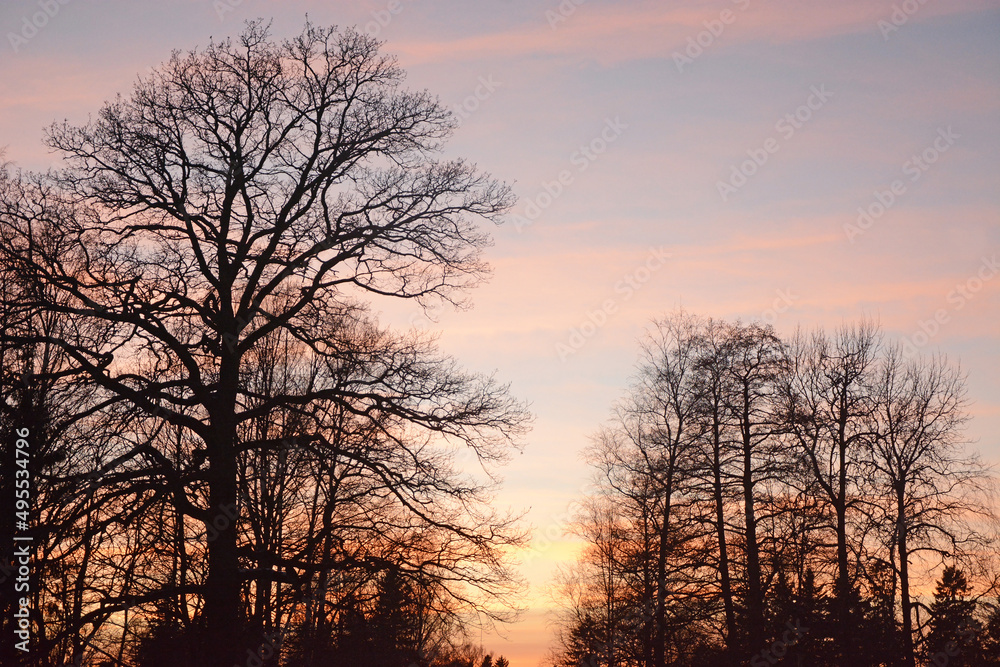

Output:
xmin=924 ymin=566 xmax=984 ymax=667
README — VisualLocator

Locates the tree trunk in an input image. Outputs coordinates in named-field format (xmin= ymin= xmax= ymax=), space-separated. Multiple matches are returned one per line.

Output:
xmin=742 ymin=405 xmax=763 ymax=658
xmin=642 ymin=508 xmax=654 ymax=667
xmin=712 ymin=419 xmax=736 ymax=647
xmin=204 ymin=355 xmax=243 ymax=667
xmin=897 ymin=490 xmax=915 ymax=667
xmin=836 ymin=417 xmax=850 ymax=596
xmin=653 ymin=460 xmax=674 ymax=667
xmin=835 ymin=411 xmax=853 ymax=664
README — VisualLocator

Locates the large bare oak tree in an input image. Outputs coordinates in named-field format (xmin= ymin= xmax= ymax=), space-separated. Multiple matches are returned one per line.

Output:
xmin=1 ymin=21 xmax=528 ymax=666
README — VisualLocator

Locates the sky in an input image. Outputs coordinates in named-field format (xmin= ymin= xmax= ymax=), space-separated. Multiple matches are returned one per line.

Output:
xmin=2 ymin=0 xmax=999 ymax=664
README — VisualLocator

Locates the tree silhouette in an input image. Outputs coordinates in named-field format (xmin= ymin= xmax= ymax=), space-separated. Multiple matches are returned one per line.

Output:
xmin=550 ymin=314 xmax=999 ymax=667
xmin=868 ymin=348 xmax=990 ymax=666
xmin=783 ymin=321 xmax=881 ymax=664
xmin=1 ymin=20 xmax=527 ymax=666
xmin=923 ymin=566 xmax=984 ymax=666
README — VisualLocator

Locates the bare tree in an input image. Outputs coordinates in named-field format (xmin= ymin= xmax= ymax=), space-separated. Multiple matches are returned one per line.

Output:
xmin=714 ymin=321 xmax=788 ymax=658
xmin=0 ymin=21 xmax=528 ymax=666
xmin=868 ymin=347 xmax=994 ymax=667
xmin=580 ymin=312 xmax=727 ymax=666
xmin=630 ymin=312 xmax=706 ymax=667
xmin=0 ymin=167 xmax=137 ymax=665
xmin=689 ymin=317 xmax=739 ymax=648
xmin=552 ymin=316 xmax=999 ymax=667
xmin=783 ymin=321 xmax=881 ymax=660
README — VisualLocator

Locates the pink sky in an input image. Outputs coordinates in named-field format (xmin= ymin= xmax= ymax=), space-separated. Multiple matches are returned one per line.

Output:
xmin=2 ymin=1 xmax=999 ymax=664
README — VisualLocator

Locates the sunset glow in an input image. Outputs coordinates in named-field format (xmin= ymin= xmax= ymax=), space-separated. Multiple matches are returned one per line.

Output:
xmin=2 ymin=1 xmax=998 ymax=665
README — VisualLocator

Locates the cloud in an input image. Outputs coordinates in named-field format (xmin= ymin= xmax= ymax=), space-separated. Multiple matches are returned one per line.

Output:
xmin=390 ymin=0 xmax=998 ymax=67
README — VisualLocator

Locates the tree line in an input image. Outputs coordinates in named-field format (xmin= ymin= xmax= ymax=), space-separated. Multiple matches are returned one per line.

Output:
xmin=548 ymin=312 xmax=1000 ymax=667
xmin=0 ymin=21 xmax=525 ymax=667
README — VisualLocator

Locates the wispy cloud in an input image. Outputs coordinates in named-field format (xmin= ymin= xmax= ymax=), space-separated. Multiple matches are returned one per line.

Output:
xmin=391 ymin=0 xmax=998 ymax=66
